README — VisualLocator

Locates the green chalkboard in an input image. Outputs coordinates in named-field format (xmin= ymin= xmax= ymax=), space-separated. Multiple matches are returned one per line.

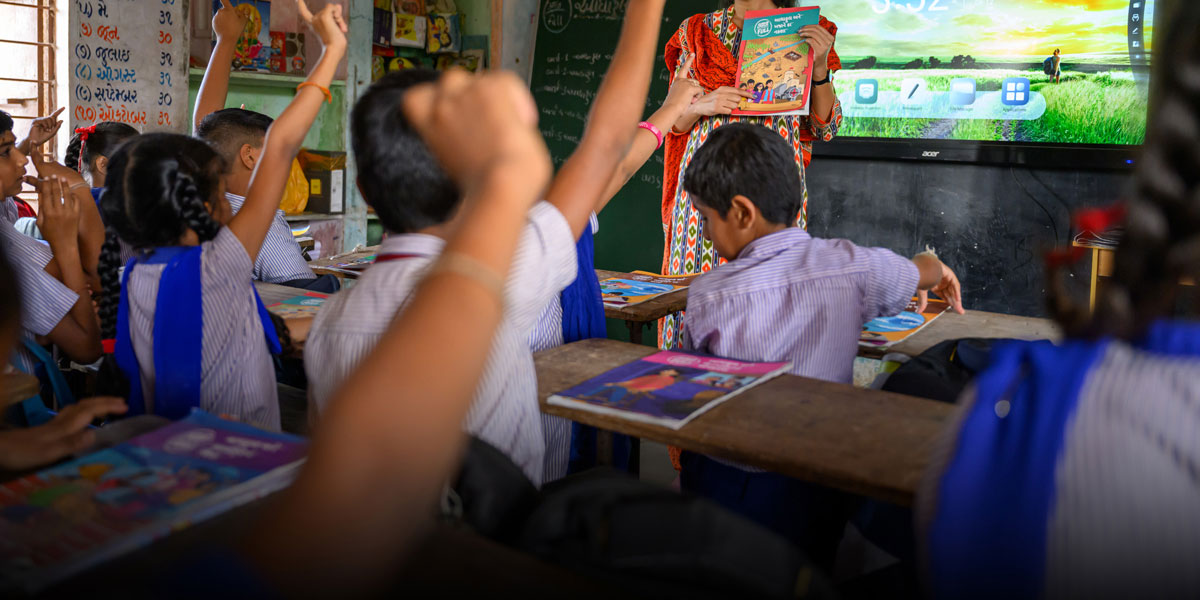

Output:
xmin=531 ymin=1 xmax=719 ymax=280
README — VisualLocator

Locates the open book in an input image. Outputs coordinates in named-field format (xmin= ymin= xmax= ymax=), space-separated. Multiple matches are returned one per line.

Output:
xmin=599 ymin=272 xmax=696 ymax=309
xmin=0 ymin=411 xmax=307 ymax=593
xmin=266 ymin=291 xmax=329 ymax=319
xmin=859 ymin=297 xmax=951 ymax=351
xmin=548 ymin=351 xmax=791 ymax=430
xmin=732 ymin=7 xmax=821 ymax=117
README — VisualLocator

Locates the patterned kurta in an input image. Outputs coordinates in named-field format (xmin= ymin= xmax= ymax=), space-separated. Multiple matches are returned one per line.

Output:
xmin=659 ymin=6 xmax=843 ymax=349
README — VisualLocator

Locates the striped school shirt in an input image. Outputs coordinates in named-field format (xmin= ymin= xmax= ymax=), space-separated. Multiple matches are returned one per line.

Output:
xmin=225 ymin=193 xmax=315 ymax=284
xmin=0 ymin=222 xmax=78 ymax=375
xmin=919 ymin=343 xmax=1200 ymax=598
xmin=683 ymin=228 xmax=918 ymax=472
xmin=1 ymin=197 xmax=18 ymax=224
xmin=529 ymin=213 xmax=599 ymax=483
xmin=124 ymin=227 xmax=280 ymax=430
xmin=306 ymin=202 xmax=578 ymax=486
xmin=683 ymin=228 xmax=919 ymax=384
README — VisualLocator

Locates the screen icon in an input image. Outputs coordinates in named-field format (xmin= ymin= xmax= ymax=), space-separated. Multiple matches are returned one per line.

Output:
xmin=855 ymin=79 xmax=878 ymax=104
xmin=900 ymin=78 xmax=929 ymax=105
xmin=1002 ymin=77 xmax=1031 ymax=106
xmin=949 ymin=78 xmax=976 ymax=106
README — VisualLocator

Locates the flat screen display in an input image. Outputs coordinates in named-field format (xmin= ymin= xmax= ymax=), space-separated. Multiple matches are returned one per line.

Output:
xmin=819 ymin=0 xmax=1154 ymax=158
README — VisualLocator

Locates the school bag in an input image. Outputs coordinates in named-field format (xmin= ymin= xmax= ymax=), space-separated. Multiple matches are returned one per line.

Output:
xmin=516 ymin=469 xmax=834 ymax=600
xmin=443 ymin=441 xmax=832 ymax=599
xmin=881 ymin=338 xmax=1006 ymax=403
xmin=1043 ymin=56 xmax=1056 ymax=75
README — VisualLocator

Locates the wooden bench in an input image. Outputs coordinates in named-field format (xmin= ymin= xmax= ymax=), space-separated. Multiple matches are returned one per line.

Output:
xmin=536 ymin=338 xmax=954 ymax=506
xmin=309 ymin=245 xmax=380 ymax=279
xmin=1074 ymin=239 xmax=1193 ymax=311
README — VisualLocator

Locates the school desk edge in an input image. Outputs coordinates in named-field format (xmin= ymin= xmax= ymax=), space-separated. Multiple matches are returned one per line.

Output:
xmin=535 ymin=338 xmax=955 ymax=507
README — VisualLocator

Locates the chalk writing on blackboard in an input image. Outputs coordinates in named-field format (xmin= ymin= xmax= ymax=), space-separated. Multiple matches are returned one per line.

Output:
xmin=543 ymin=0 xmax=571 ymax=34
xmin=70 ymin=0 xmax=189 ymax=135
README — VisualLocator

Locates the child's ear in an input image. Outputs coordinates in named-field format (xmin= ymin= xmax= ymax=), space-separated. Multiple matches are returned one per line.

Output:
xmin=94 ymin=155 xmax=109 ymax=178
xmin=729 ymin=195 xmax=757 ymax=230
xmin=238 ymin=144 xmax=261 ymax=170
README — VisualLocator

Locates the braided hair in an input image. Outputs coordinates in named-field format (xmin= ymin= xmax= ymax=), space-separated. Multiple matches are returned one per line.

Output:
xmin=64 ymin=122 xmax=138 ymax=184
xmin=1047 ymin=3 xmax=1200 ymax=339
xmin=97 ymin=133 xmax=226 ymax=340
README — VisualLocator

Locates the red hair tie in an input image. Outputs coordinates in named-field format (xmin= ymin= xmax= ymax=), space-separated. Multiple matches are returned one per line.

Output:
xmin=74 ymin=125 xmax=97 ymax=172
xmin=1074 ymin=203 xmax=1127 ymax=237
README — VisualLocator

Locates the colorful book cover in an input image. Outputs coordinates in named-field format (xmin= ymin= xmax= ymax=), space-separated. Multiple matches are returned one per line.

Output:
xmin=600 ymin=272 xmax=696 ymax=309
xmin=732 ymin=7 xmax=820 ymax=116
xmin=859 ymin=297 xmax=951 ymax=350
xmin=215 ymin=0 xmax=273 ymax=73
xmin=266 ymin=291 xmax=329 ymax=319
xmin=548 ymin=351 xmax=791 ymax=430
xmin=426 ymin=13 xmax=462 ymax=54
xmin=392 ymin=12 xmax=427 ymax=48
xmin=0 ymin=410 xmax=307 ymax=592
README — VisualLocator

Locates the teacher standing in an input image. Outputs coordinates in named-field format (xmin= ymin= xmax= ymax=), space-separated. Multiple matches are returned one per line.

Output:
xmin=660 ymin=0 xmax=842 ymax=349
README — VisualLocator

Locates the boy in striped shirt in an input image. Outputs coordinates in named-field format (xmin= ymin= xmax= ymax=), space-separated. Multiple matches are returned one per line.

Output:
xmin=677 ymin=122 xmax=964 ymax=567
xmin=305 ymin=0 xmax=668 ymax=487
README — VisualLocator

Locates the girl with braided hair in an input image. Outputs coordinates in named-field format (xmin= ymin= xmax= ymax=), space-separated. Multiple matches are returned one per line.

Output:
xmin=97 ymin=0 xmax=347 ymax=430
xmin=920 ymin=4 xmax=1200 ymax=597
xmin=63 ymin=121 xmax=138 ymax=192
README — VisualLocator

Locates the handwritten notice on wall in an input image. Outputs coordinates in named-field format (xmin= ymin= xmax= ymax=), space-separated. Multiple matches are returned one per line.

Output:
xmin=70 ymin=0 xmax=190 ymax=134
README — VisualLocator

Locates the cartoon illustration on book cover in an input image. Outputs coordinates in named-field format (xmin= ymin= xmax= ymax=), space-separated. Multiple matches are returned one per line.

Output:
xmin=859 ymin=297 xmax=951 ymax=349
xmin=216 ymin=0 xmax=273 ymax=72
xmin=600 ymin=279 xmax=677 ymax=308
xmin=733 ymin=8 xmax=820 ymax=116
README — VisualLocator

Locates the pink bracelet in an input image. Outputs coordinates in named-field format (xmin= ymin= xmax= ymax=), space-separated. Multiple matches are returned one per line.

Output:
xmin=638 ymin=121 xmax=664 ymax=150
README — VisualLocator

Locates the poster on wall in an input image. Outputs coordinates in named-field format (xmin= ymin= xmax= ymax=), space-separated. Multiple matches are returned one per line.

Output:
xmin=69 ymin=0 xmax=190 ymax=135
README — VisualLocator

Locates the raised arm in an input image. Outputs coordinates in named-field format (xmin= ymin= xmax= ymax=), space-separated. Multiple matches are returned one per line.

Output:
xmin=36 ymin=176 xmax=102 ymax=363
xmin=16 ymin=108 xmax=63 ymax=156
xmin=226 ymin=0 xmax=345 ymax=264
xmin=245 ymin=71 xmax=550 ymax=594
xmin=598 ymin=55 xmax=702 ymax=211
xmin=192 ymin=0 xmax=248 ymax=133
xmin=544 ymin=0 xmax=665 ymax=238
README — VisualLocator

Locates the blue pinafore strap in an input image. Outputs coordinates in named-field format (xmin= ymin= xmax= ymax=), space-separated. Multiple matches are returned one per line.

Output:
xmin=928 ymin=319 xmax=1200 ymax=599
xmin=115 ymin=246 xmax=280 ymax=421
xmin=12 ymin=337 xmax=76 ymax=426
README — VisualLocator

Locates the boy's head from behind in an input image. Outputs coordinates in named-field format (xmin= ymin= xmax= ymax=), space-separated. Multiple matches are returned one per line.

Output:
xmin=351 ymin=69 xmax=459 ymax=234
xmin=196 ymin=108 xmax=273 ymax=195
xmin=683 ymin=122 xmax=801 ymax=260
xmin=0 ymin=110 xmax=28 ymax=198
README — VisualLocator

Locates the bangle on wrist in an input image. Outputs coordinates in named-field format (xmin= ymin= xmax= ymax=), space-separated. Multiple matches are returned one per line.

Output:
xmin=428 ymin=252 xmax=506 ymax=311
xmin=638 ymin=121 xmax=664 ymax=150
xmin=297 ymin=82 xmax=333 ymax=104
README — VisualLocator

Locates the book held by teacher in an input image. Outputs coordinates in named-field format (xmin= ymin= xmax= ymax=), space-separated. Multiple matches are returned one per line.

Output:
xmin=732 ymin=6 xmax=821 ymax=117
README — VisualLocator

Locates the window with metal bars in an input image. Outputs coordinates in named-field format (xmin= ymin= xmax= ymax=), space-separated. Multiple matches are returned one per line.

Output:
xmin=0 ymin=0 xmax=57 ymax=203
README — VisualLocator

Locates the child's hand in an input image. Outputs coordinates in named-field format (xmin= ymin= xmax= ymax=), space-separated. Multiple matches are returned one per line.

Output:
xmin=664 ymin=55 xmax=703 ymax=113
xmin=917 ymin=258 xmax=964 ymax=315
xmin=296 ymin=0 xmax=348 ymax=51
xmin=35 ymin=175 xmax=80 ymax=250
xmin=24 ymin=107 xmax=65 ymax=149
xmin=29 ymin=144 xmax=85 ymax=187
xmin=0 ymin=397 xmax=128 ymax=471
xmin=689 ymin=86 xmax=754 ymax=117
xmin=402 ymin=70 xmax=551 ymax=196
xmin=213 ymin=0 xmax=250 ymax=42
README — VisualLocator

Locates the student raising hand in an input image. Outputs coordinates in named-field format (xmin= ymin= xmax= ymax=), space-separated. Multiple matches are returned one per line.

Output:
xmin=227 ymin=0 xmax=346 ymax=264
xmin=0 ymin=397 xmax=128 ymax=471
xmin=246 ymin=72 xmax=550 ymax=594
xmin=17 ymin=107 xmax=65 ymax=155
xmin=213 ymin=0 xmax=249 ymax=40
xmin=193 ymin=0 xmax=251 ymax=131
xmin=33 ymin=175 xmax=102 ymax=362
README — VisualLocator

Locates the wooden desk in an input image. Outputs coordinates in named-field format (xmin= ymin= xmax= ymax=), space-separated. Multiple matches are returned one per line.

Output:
xmin=2 ymin=373 xmax=39 ymax=409
xmin=536 ymin=339 xmax=954 ymax=506
xmin=596 ymin=270 xmax=690 ymax=345
xmin=254 ymin=282 xmax=318 ymax=353
xmin=866 ymin=310 xmax=1061 ymax=359
xmin=309 ymin=245 xmax=380 ymax=279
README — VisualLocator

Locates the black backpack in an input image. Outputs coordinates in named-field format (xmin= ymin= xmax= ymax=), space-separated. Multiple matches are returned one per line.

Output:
xmin=882 ymin=337 xmax=1006 ymax=403
xmin=445 ymin=442 xmax=833 ymax=599
xmin=1043 ymin=56 xmax=1056 ymax=75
